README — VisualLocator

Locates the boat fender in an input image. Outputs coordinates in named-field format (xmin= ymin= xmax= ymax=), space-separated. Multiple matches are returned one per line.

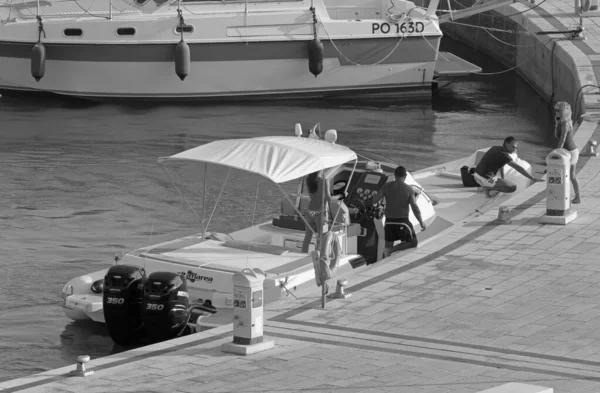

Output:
xmin=175 ymin=39 xmax=190 ymax=81
xmin=319 ymin=231 xmax=341 ymax=282
xmin=308 ymin=37 xmax=324 ymax=78
xmin=31 ymin=42 xmax=46 ymax=82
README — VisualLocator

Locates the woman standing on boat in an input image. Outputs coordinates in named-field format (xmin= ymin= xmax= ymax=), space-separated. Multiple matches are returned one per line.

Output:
xmin=302 ymin=171 xmax=334 ymax=253
xmin=554 ymin=101 xmax=581 ymax=204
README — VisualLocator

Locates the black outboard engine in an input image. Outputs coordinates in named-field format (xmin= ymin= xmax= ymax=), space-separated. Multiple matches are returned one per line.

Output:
xmin=142 ymin=272 xmax=190 ymax=342
xmin=103 ymin=265 xmax=146 ymax=346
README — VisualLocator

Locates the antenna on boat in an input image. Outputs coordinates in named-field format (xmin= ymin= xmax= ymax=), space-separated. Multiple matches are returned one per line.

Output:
xmin=294 ymin=123 xmax=304 ymax=215
xmin=308 ymin=123 xmax=320 ymax=139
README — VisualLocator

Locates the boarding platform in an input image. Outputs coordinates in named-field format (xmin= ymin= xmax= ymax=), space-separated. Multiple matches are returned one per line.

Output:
xmin=434 ymin=51 xmax=482 ymax=77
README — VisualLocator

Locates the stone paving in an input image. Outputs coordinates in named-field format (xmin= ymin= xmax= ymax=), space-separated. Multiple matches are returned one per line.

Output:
xmin=5 ymin=3 xmax=600 ymax=393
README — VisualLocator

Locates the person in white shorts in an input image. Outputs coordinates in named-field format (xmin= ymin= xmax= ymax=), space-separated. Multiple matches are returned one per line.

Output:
xmin=554 ymin=101 xmax=581 ymax=204
xmin=473 ymin=136 xmax=544 ymax=197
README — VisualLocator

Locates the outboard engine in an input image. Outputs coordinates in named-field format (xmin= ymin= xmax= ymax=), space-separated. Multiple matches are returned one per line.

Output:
xmin=142 ymin=272 xmax=190 ymax=342
xmin=103 ymin=265 xmax=146 ymax=346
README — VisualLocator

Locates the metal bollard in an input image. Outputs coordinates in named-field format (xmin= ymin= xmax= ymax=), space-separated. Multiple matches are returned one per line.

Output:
xmin=331 ymin=279 xmax=351 ymax=299
xmin=73 ymin=355 xmax=94 ymax=377
xmin=495 ymin=206 xmax=511 ymax=224
xmin=582 ymin=139 xmax=598 ymax=157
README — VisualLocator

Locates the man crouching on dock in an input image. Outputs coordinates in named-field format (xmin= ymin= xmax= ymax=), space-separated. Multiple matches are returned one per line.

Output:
xmin=473 ymin=136 xmax=544 ymax=197
xmin=372 ymin=166 xmax=426 ymax=258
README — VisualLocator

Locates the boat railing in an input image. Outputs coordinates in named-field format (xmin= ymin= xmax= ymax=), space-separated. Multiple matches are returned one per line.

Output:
xmin=12 ymin=0 xmax=140 ymax=19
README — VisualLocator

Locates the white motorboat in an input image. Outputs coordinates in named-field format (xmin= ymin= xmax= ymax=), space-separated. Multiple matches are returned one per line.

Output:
xmin=60 ymin=126 xmax=438 ymax=341
xmin=0 ymin=0 xmax=481 ymax=100
xmin=60 ymin=126 xmax=534 ymax=344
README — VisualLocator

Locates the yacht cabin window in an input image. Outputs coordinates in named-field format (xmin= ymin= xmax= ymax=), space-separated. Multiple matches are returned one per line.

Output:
xmin=63 ymin=28 xmax=83 ymax=37
xmin=116 ymin=27 xmax=136 ymax=36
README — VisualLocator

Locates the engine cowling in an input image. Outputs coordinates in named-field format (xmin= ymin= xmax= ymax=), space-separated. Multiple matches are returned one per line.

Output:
xmin=142 ymin=272 xmax=190 ymax=342
xmin=102 ymin=265 xmax=146 ymax=346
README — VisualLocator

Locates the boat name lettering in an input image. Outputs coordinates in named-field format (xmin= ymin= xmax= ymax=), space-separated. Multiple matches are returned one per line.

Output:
xmin=106 ymin=297 xmax=125 ymax=305
xmin=371 ymin=22 xmax=424 ymax=34
xmin=180 ymin=270 xmax=213 ymax=283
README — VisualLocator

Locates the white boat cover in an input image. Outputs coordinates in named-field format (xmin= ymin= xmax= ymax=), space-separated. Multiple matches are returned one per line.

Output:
xmin=157 ymin=136 xmax=357 ymax=184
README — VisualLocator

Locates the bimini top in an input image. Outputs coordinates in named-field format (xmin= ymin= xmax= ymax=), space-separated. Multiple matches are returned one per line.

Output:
xmin=157 ymin=136 xmax=357 ymax=184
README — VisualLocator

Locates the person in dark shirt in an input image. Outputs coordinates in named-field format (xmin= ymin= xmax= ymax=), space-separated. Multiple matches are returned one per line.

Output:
xmin=372 ymin=166 xmax=426 ymax=258
xmin=474 ymin=136 xmax=544 ymax=196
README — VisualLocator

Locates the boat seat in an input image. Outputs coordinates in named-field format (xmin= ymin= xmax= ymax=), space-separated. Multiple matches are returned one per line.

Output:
xmin=278 ymin=197 xmax=350 ymax=227
xmin=271 ymin=214 xmax=361 ymax=238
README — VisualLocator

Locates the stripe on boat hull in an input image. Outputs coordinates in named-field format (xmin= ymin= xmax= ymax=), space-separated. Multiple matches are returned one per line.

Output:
xmin=0 ymin=36 xmax=440 ymax=64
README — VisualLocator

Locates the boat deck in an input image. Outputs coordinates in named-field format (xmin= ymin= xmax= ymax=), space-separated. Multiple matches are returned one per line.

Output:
xmin=138 ymin=238 xmax=314 ymax=276
xmin=417 ymin=172 xmax=505 ymax=223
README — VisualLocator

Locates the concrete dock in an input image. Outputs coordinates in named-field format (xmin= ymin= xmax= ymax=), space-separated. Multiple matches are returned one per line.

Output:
xmin=5 ymin=2 xmax=600 ymax=392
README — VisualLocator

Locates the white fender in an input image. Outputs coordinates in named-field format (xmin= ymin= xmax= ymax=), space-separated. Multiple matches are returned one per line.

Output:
xmin=319 ymin=231 xmax=341 ymax=281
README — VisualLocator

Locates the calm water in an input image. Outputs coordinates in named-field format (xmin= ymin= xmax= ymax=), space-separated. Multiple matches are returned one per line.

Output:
xmin=0 ymin=39 xmax=556 ymax=382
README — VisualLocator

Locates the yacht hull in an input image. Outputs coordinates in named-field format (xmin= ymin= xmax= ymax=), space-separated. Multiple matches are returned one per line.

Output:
xmin=0 ymin=36 xmax=441 ymax=100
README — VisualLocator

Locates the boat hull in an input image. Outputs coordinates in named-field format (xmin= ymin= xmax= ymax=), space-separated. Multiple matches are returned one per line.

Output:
xmin=59 ymin=236 xmax=364 ymax=324
xmin=0 ymin=36 xmax=441 ymax=101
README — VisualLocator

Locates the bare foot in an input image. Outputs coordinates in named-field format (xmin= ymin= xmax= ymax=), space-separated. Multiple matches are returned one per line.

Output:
xmin=572 ymin=197 xmax=581 ymax=204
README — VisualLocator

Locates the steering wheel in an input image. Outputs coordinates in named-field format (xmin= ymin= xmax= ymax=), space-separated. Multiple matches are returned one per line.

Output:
xmin=346 ymin=199 xmax=366 ymax=223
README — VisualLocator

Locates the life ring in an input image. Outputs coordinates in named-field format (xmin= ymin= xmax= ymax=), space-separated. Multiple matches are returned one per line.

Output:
xmin=319 ymin=231 xmax=341 ymax=282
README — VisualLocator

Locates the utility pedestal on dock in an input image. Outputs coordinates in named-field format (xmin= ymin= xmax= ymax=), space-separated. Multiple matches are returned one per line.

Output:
xmin=540 ymin=149 xmax=577 ymax=225
xmin=221 ymin=268 xmax=274 ymax=355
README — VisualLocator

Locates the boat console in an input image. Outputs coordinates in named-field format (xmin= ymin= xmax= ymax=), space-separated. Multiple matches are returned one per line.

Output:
xmin=343 ymin=169 xmax=389 ymax=264
xmin=272 ymin=162 xmax=390 ymax=263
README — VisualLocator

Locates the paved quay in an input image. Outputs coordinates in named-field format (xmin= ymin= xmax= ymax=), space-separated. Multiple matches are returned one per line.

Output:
xmin=7 ymin=5 xmax=600 ymax=393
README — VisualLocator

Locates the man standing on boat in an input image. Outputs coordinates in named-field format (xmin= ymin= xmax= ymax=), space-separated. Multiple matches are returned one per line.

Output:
xmin=372 ymin=166 xmax=426 ymax=259
xmin=473 ymin=136 xmax=544 ymax=197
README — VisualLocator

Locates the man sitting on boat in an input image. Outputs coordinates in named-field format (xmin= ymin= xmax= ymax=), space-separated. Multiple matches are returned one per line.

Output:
xmin=372 ymin=166 xmax=426 ymax=258
xmin=473 ymin=136 xmax=544 ymax=197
